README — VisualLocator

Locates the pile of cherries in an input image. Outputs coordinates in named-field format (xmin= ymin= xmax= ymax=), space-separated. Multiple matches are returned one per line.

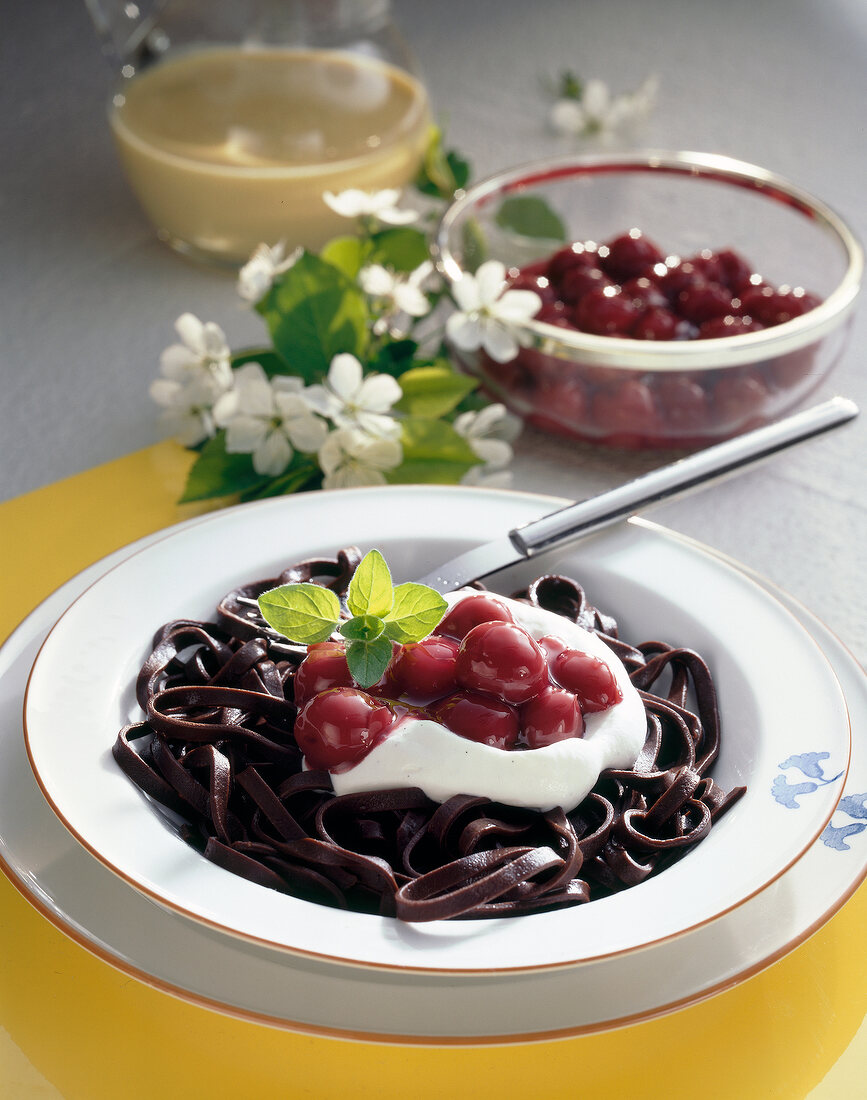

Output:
xmin=481 ymin=230 xmax=822 ymax=448
xmin=292 ymin=593 xmax=622 ymax=771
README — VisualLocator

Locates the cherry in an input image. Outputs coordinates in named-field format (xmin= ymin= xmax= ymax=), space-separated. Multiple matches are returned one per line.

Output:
xmin=652 ymin=260 xmax=701 ymax=302
xmin=697 ymin=315 xmax=764 ymax=338
xmin=716 ymin=248 xmax=754 ymax=293
xmin=601 ymin=231 xmax=664 ymax=282
xmin=528 ymin=377 xmax=590 ymax=434
xmin=455 ymin=621 xmax=548 ymax=704
xmin=621 ymin=276 xmax=669 ymax=311
xmin=547 ymin=241 xmax=599 ymax=282
xmin=437 ymin=594 xmax=514 ymax=641
xmin=591 ymin=379 xmax=661 ymax=446
xmin=551 ymin=650 xmax=622 ymax=712
xmin=655 ymin=374 xmax=712 ymax=432
xmin=294 ymin=687 xmax=393 ymax=770
xmin=388 ymin=636 xmax=459 ymax=702
xmin=506 ymin=272 xmax=557 ymax=305
xmin=575 ymin=287 xmax=639 ymax=336
xmin=520 ymin=687 xmax=585 ymax=748
xmin=434 ymin=691 xmax=519 ymax=749
xmin=559 ymin=265 xmax=612 ymax=305
xmin=538 ymin=634 xmax=568 ymax=665
xmin=685 ymin=249 xmax=727 ymax=285
xmin=712 ymin=370 xmax=771 ymax=427
xmin=738 ymin=286 xmax=819 ymax=327
xmin=631 ymin=306 xmax=683 ymax=341
xmin=676 ymin=279 xmax=736 ymax=324
xmin=294 ymin=641 xmax=354 ymax=708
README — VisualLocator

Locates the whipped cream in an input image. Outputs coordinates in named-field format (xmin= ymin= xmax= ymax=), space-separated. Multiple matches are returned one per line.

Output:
xmin=331 ymin=593 xmax=647 ymax=813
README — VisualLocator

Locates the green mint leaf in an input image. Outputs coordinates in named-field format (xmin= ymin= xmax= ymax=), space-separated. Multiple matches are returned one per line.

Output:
xmin=339 ymin=615 xmax=385 ymax=642
xmin=394 ymin=362 xmax=477 ymax=418
xmin=346 ymin=635 xmax=393 ymax=689
xmin=494 ymin=196 xmax=567 ymax=242
xmin=383 ymin=583 xmax=448 ymax=644
xmin=386 ymin=418 xmax=479 ymax=485
xmin=180 ymin=433 xmax=270 ymax=502
xmin=258 ymin=583 xmax=341 ymax=644
xmin=347 ymin=549 xmax=394 ymax=618
xmin=445 ymin=149 xmax=471 ymax=191
xmin=257 ymin=252 xmax=369 ymax=382
xmin=320 ymin=235 xmax=372 ymax=279
xmin=368 ymin=227 xmax=431 ymax=273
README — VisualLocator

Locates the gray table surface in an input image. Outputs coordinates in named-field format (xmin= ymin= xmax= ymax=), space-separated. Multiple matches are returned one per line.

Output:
xmin=2 ymin=0 xmax=865 ymax=665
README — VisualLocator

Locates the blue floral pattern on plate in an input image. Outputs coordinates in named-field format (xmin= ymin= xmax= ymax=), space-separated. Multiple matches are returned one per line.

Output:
xmin=772 ymin=752 xmax=866 ymax=850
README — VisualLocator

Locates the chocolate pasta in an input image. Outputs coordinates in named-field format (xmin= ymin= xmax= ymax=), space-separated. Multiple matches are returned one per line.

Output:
xmin=113 ymin=548 xmax=745 ymax=922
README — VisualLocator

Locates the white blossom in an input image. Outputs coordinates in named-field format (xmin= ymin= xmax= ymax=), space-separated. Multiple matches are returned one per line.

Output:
xmin=157 ymin=312 xmax=233 ymax=390
xmin=454 ymin=402 xmax=522 ymax=470
xmin=150 ymin=313 xmax=234 ymax=445
xmin=237 ymin=241 xmax=301 ymax=303
xmin=212 ymin=362 xmax=327 ymax=477
xmin=322 ymin=188 xmax=418 ymax=226
xmin=358 ymin=260 xmax=435 ymax=318
xmin=445 ymin=261 xmax=542 ymax=363
xmin=318 ymin=427 xmax=403 ymax=490
xmin=550 ymin=74 xmax=658 ymax=137
xmin=150 ymin=376 xmax=222 ymax=447
xmin=304 ymin=353 xmax=403 ymax=439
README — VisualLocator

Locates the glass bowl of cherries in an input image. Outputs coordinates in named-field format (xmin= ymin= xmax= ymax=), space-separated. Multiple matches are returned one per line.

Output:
xmin=435 ymin=151 xmax=863 ymax=448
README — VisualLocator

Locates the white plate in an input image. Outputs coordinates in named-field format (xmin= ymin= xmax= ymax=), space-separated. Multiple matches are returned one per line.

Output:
xmin=3 ymin=508 xmax=866 ymax=1040
xmin=23 ymin=488 xmax=850 ymax=972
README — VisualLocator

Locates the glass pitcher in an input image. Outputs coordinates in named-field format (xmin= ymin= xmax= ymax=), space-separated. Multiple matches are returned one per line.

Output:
xmin=85 ymin=0 xmax=430 ymax=263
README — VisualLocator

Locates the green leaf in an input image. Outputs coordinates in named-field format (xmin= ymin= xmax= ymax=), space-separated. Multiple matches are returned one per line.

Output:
xmin=460 ymin=216 xmax=487 ymax=273
xmin=383 ymin=583 xmax=448 ymax=643
xmin=394 ymin=363 xmax=477 ymax=418
xmin=179 ymin=433 xmax=270 ymax=503
xmin=370 ymin=338 xmax=419 ymax=378
xmin=230 ymin=348 xmax=291 ymax=378
xmin=494 ymin=196 xmax=567 ymax=242
xmin=367 ymin=227 xmax=431 ymax=273
xmin=258 ymin=583 xmax=341 ymax=644
xmin=387 ymin=418 xmax=479 ymax=485
xmin=320 ymin=236 xmax=371 ymax=279
xmin=238 ymin=457 xmax=321 ymax=501
xmin=345 ymin=635 xmax=394 ymax=689
xmin=257 ymin=252 xmax=369 ymax=382
xmin=339 ymin=615 xmax=385 ymax=642
xmin=347 ymin=549 xmax=394 ymax=618
xmin=415 ymin=125 xmax=472 ymax=200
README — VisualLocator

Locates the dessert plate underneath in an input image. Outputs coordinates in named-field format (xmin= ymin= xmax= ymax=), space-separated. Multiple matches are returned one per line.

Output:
xmin=1 ymin=503 xmax=865 ymax=1039
xmin=22 ymin=488 xmax=850 ymax=972
xmin=1 ymin=516 xmax=865 ymax=1040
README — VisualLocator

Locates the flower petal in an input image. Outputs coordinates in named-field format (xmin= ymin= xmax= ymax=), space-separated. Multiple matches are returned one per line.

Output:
xmin=174 ymin=312 xmax=205 ymax=353
xmin=158 ymin=344 xmax=199 ymax=380
xmin=445 ymin=311 xmax=484 ymax=351
xmin=492 ymin=288 xmax=542 ymax=323
xmin=353 ymin=411 xmax=402 ymax=439
xmin=358 ymin=264 xmax=395 ymax=297
xmin=451 ymin=273 xmax=482 ymax=313
xmin=253 ymin=431 xmax=292 ymax=477
xmin=323 ymin=189 xmax=368 ymax=217
xmin=149 ymin=378 xmax=182 ymax=408
xmin=327 ymin=353 xmax=364 ymax=403
xmin=225 ymin=416 xmax=267 ymax=454
xmin=481 ymin=320 xmax=519 ymax=363
xmin=359 ymin=437 xmax=403 ymax=471
xmin=303 ymin=383 xmax=342 ymax=419
xmin=474 ymin=261 xmax=508 ymax=306
xmin=377 ymin=206 xmax=419 ymax=225
xmin=469 ymin=437 xmax=513 ymax=468
xmin=285 ymin=414 xmax=328 ymax=453
xmin=356 ymin=372 xmax=402 ymax=412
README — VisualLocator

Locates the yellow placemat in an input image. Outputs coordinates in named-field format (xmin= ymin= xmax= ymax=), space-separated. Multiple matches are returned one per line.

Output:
xmin=1 ymin=443 xmax=865 ymax=1099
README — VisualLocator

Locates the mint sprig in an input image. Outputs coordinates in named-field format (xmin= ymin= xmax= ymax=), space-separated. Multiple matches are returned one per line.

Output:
xmin=257 ymin=549 xmax=448 ymax=689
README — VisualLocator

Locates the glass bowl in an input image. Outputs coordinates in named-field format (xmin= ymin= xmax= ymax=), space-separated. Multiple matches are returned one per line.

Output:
xmin=434 ymin=152 xmax=863 ymax=449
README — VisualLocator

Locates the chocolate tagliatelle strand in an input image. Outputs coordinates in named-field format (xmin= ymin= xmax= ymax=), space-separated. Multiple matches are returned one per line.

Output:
xmin=111 ymin=550 xmax=746 ymax=921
